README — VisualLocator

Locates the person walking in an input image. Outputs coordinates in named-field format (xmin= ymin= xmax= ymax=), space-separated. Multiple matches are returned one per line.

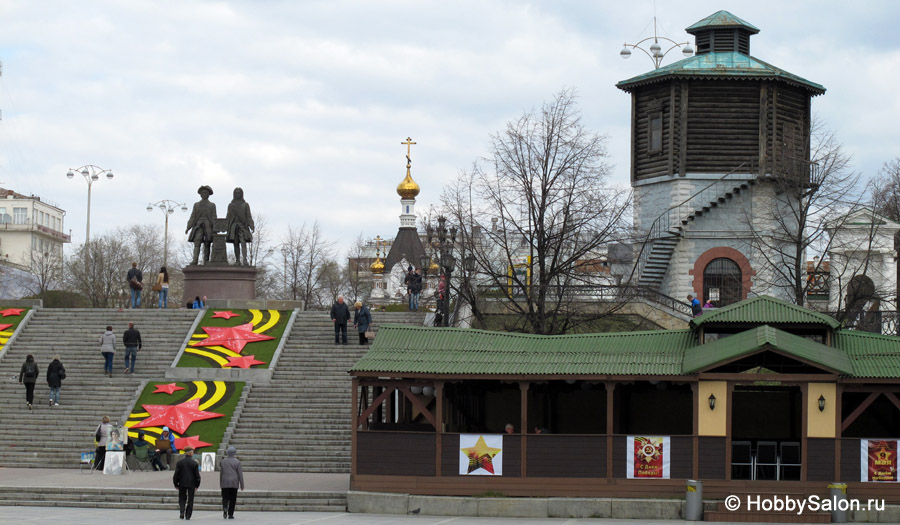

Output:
xmin=127 ymin=261 xmax=143 ymax=309
xmin=688 ymin=294 xmax=703 ymax=317
xmin=173 ymin=446 xmax=201 ymax=520
xmin=330 ymin=296 xmax=351 ymax=345
xmin=122 ymin=322 xmax=142 ymax=375
xmin=99 ymin=325 xmax=116 ymax=377
xmin=18 ymin=354 xmax=38 ymax=409
xmin=46 ymin=354 xmax=65 ymax=406
xmin=220 ymin=446 xmax=244 ymax=519
xmin=157 ymin=266 xmax=170 ymax=308
xmin=94 ymin=415 xmax=112 ymax=470
xmin=404 ymin=265 xmax=415 ymax=310
xmin=353 ymin=301 xmax=373 ymax=345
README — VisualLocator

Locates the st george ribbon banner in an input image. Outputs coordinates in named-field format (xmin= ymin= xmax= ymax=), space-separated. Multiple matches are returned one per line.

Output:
xmin=626 ymin=436 xmax=670 ymax=479
xmin=861 ymin=439 xmax=898 ymax=482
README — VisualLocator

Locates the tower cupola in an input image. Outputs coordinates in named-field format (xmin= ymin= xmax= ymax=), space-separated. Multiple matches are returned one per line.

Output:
xmin=685 ymin=10 xmax=759 ymax=56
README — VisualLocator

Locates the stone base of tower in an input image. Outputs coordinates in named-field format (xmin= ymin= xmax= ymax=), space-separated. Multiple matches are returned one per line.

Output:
xmin=182 ymin=265 xmax=258 ymax=303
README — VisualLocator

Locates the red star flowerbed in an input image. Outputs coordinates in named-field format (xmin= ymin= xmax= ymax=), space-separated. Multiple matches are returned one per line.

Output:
xmin=0 ymin=306 xmax=30 ymax=355
xmin=177 ymin=309 xmax=289 ymax=369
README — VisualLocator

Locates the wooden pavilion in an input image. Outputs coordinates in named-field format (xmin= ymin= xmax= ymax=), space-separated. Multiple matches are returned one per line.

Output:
xmin=349 ymin=296 xmax=900 ymax=502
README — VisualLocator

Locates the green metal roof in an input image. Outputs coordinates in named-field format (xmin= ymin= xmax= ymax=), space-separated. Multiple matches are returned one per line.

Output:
xmin=350 ymin=325 xmax=696 ymax=376
xmin=685 ymin=10 xmax=759 ymax=34
xmin=616 ymin=52 xmax=825 ymax=95
xmin=690 ymin=296 xmax=841 ymax=329
xmin=682 ymin=325 xmax=854 ymax=375
xmin=834 ymin=331 xmax=900 ymax=378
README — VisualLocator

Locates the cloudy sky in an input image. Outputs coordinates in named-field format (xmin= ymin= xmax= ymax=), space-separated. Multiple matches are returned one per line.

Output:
xmin=1 ymin=1 xmax=898 ymax=258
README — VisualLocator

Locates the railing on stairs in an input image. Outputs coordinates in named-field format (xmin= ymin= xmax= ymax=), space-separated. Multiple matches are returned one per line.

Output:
xmin=629 ymin=162 xmax=756 ymax=286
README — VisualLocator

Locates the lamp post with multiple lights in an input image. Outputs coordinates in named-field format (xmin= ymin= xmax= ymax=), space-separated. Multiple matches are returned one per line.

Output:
xmin=619 ymin=16 xmax=693 ymax=69
xmin=146 ymin=199 xmax=188 ymax=268
xmin=66 ymin=165 xmax=114 ymax=246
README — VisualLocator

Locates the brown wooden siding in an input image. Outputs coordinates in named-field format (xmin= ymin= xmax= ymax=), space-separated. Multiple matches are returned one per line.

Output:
xmin=525 ymin=435 xmax=606 ymax=478
xmin=806 ymin=438 xmax=835 ymax=481
xmin=357 ymin=431 xmax=435 ymax=476
xmin=840 ymin=438 xmax=860 ymax=483
xmin=633 ymin=83 xmax=674 ymax=181
xmin=699 ymin=437 xmax=727 ymax=479
xmin=773 ymin=84 xmax=810 ymax=176
xmin=685 ymin=81 xmax=760 ymax=173
xmin=670 ymin=436 xmax=693 ymax=479
xmin=441 ymin=433 xmax=521 ymax=477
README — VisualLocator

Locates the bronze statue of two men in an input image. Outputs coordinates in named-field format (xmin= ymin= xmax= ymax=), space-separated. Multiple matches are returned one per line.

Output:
xmin=185 ymin=185 xmax=254 ymax=266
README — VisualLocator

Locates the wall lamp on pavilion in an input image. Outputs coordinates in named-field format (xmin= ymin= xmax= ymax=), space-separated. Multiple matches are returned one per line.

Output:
xmin=818 ymin=395 xmax=826 ymax=412
xmin=708 ymin=393 xmax=717 ymax=411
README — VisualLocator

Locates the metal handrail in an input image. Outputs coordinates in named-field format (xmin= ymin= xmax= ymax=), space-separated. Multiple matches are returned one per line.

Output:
xmin=629 ymin=162 xmax=755 ymax=284
xmin=475 ymin=283 xmax=692 ymax=316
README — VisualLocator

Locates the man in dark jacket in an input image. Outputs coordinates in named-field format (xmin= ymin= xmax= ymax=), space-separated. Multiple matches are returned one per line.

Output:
xmin=126 ymin=262 xmax=143 ymax=309
xmin=173 ymin=446 xmax=201 ymax=520
xmin=410 ymin=269 xmax=423 ymax=311
xmin=122 ymin=322 xmax=143 ymax=374
xmin=330 ymin=296 xmax=351 ymax=345
xmin=46 ymin=354 xmax=65 ymax=406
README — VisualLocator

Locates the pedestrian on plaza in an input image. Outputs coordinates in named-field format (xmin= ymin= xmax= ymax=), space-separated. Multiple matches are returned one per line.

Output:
xmin=156 ymin=266 xmax=170 ymax=308
xmin=404 ymin=266 xmax=415 ymax=310
xmin=127 ymin=261 xmax=143 ymax=309
xmin=410 ymin=268 xmax=423 ymax=311
xmin=46 ymin=354 xmax=65 ymax=406
xmin=156 ymin=426 xmax=177 ymax=469
xmin=173 ymin=446 xmax=201 ymax=520
xmin=353 ymin=300 xmax=373 ymax=345
xmin=18 ymin=354 xmax=38 ymax=410
xmin=220 ymin=446 xmax=245 ymax=519
xmin=330 ymin=296 xmax=351 ymax=345
xmin=688 ymin=294 xmax=703 ymax=317
xmin=94 ymin=415 xmax=112 ymax=470
xmin=99 ymin=325 xmax=116 ymax=377
xmin=122 ymin=322 xmax=142 ymax=374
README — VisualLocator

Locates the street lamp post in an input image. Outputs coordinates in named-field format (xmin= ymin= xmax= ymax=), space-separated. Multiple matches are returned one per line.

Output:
xmin=146 ymin=199 xmax=188 ymax=268
xmin=432 ymin=216 xmax=458 ymax=327
xmin=66 ymin=165 xmax=114 ymax=246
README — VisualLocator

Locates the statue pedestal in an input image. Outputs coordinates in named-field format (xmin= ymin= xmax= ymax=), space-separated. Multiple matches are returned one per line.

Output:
xmin=183 ymin=265 xmax=257 ymax=303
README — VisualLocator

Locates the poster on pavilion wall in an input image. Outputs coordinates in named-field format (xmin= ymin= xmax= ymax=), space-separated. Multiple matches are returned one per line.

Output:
xmin=860 ymin=439 xmax=899 ymax=482
xmin=459 ymin=434 xmax=503 ymax=476
xmin=626 ymin=436 xmax=670 ymax=479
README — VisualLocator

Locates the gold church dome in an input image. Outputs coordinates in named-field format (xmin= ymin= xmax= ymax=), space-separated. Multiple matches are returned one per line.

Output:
xmin=396 ymin=171 xmax=420 ymax=199
xmin=370 ymin=257 xmax=385 ymax=274
xmin=429 ymin=260 xmax=439 ymax=273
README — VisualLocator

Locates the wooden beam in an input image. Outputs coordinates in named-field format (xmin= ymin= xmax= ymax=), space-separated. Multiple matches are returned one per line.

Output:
xmin=520 ymin=381 xmax=529 ymax=477
xmin=884 ymin=392 xmax=900 ymax=413
xmin=835 ymin=384 xmax=842 ymax=481
xmin=351 ymin=377 xmax=359 ymax=476
xmin=691 ymin=382 xmax=699 ymax=480
xmin=800 ymin=383 xmax=808 ymax=481
xmin=679 ymin=82 xmax=689 ymax=176
xmin=399 ymin=386 xmax=436 ymax=427
xmin=725 ymin=382 xmax=733 ymax=481
xmin=435 ymin=380 xmax=444 ymax=477
xmin=606 ymin=382 xmax=614 ymax=479
xmin=841 ymin=392 xmax=880 ymax=432
xmin=357 ymin=386 xmax=396 ymax=427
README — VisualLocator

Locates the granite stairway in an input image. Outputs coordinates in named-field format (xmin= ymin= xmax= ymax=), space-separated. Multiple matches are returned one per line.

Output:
xmin=0 ymin=308 xmax=199 ymax=468
xmin=227 ymin=310 xmax=426 ymax=472
xmin=636 ymin=177 xmax=757 ymax=288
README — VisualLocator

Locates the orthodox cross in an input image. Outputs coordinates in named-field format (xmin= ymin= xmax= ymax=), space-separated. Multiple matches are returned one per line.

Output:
xmin=401 ymin=137 xmax=416 ymax=168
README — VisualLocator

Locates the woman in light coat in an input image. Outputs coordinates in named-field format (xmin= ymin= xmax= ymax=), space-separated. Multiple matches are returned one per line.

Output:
xmin=94 ymin=415 xmax=111 ymax=470
xmin=220 ymin=446 xmax=245 ymax=519
xmin=99 ymin=326 xmax=116 ymax=377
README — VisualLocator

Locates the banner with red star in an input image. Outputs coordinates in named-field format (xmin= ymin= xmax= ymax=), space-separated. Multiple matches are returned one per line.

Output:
xmin=459 ymin=434 xmax=503 ymax=475
xmin=626 ymin=436 xmax=670 ymax=479
xmin=862 ymin=439 xmax=898 ymax=482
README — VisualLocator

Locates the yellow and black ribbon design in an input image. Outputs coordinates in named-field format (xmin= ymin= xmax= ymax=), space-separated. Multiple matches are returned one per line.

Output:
xmin=185 ymin=309 xmax=281 ymax=367
xmin=125 ymin=380 xmax=236 ymax=443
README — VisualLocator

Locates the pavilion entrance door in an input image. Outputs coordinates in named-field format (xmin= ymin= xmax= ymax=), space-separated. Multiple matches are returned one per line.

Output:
xmin=731 ymin=385 xmax=802 ymax=481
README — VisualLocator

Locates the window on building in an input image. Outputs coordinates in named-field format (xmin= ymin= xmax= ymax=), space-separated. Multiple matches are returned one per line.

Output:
xmin=0 ymin=207 xmax=6 ymax=223
xmin=649 ymin=112 xmax=663 ymax=153
xmin=703 ymin=257 xmax=742 ymax=307
xmin=13 ymin=207 xmax=27 ymax=225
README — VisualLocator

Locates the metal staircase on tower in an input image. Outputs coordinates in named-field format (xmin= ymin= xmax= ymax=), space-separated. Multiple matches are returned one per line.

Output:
xmin=632 ymin=170 xmax=757 ymax=288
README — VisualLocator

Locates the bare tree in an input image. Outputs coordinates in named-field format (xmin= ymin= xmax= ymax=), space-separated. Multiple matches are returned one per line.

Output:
xmin=318 ymin=258 xmax=345 ymax=306
xmin=743 ymin=118 xmax=861 ymax=305
xmin=21 ymin=247 xmax=64 ymax=301
xmin=441 ymin=89 xmax=631 ymax=334
xmin=279 ymin=221 xmax=335 ymax=307
xmin=65 ymin=234 xmax=134 ymax=307
xmin=871 ymin=158 xmax=900 ymax=223
xmin=344 ymin=233 xmax=373 ymax=303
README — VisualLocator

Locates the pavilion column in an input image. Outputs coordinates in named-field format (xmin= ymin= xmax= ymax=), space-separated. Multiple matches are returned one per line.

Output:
xmin=435 ymin=380 xmax=444 ymax=477
xmin=606 ymin=382 xmax=615 ymax=479
xmin=691 ymin=382 xmax=699 ymax=479
xmin=520 ymin=381 xmax=529 ymax=477
xmin=835 ymin=384 xmax=843 ymax=480
xmin=801 ymin=383 xmax=809 ymax=481
xmin=351 ymin=377 xmax=359 ymax=477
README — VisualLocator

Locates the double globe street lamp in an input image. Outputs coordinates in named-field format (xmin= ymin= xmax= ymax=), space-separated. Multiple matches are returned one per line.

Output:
xmin=147 ymin=199 xmax=188 ymax=268
xmin=66 ymin=165 xmax=114 ymax=246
